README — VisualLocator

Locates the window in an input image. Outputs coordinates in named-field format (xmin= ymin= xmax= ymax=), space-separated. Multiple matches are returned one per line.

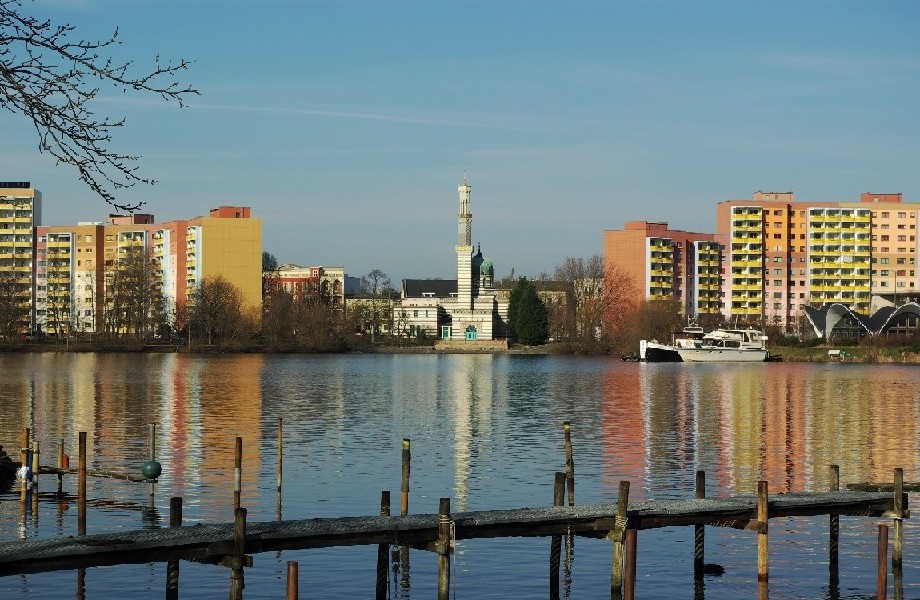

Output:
xmin=881 ymin=270 xmax=889 ymax=276
xmin=773 ymin=292 xmax=782 ymax=298
xmin=774 ymin=280 xmax=782 ymax=286
xmin=881 ymin=258 xmax=889 ymax=264
xmin=85 ymin=235 xmax=93 ymax=242
xmin=774 ymin=268 xmax=781 ymax=275
xmin=413 ymin=310 xmax=418 ymax=318
xmin=897 ymin=258 xmax=906 ymax=264
xmin=881 ymin=235 xmax=890 ymax=241
xmin=882 ymin=212 xmax=890 ymax=218
xmin=899 ymin=212 xmax=907 ymax=218
xmin=774 ymin=257 xmax=781 ymax=263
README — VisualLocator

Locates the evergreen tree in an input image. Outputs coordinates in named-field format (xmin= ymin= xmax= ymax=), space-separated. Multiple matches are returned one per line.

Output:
xmin=507 ymin=277 xmax=549 ymax=345
xmin=506 ymin=277 xmax=527 ymax=339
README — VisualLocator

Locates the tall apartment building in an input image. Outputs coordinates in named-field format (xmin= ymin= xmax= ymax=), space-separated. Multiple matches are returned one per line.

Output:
xmin=603 ymin=221 xmax=722 ymax=317
xmin=0 ymin=182 xmax=41 ymax=332
xmin=716 ymin=191 xmax=919 ymax=329
xmin=34 ymin=206 xmax=261 ymax=336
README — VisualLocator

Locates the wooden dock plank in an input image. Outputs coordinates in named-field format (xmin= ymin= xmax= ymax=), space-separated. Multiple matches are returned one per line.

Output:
xmin=0 ymin=491 xmax=903 ymax=576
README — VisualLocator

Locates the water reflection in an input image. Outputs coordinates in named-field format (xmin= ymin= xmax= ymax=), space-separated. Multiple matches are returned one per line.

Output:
xmin=2 ymin=355 xmax=920 ymax=599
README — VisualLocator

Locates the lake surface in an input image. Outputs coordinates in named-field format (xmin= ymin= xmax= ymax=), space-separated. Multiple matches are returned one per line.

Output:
xmin=1 ymin=353 xmax=918 ymax=599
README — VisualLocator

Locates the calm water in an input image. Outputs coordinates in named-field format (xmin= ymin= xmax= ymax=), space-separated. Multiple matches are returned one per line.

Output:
xmin=0 ymin=353 xmax=918 ymax=599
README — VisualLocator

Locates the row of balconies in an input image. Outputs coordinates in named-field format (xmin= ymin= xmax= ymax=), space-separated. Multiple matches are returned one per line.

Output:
xmin=810 ymin=284 xmax=872 ymax=292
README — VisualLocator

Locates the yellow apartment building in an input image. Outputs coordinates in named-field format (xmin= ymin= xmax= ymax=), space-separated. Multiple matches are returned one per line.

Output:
xmin=0 ymin=182 xmax=41 ymax=333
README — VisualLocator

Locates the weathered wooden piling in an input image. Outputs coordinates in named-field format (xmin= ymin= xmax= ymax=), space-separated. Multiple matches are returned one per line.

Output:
xmin=234 ymin=436 xmax=243 ymax=510
xmin=550 ymin=471 xmax=565 ymax=600
xmin=401 ymin=438 xmax=411 ymax=515
xmin=376 ymin=491 xmax=391 ymax=600
xmin=57 ymin=438 xmax=64 ymax=495
xmin=230 ymin=507 xmax=247 ymax=600
xmin=624 ymin=528 xmax=637 ymax=600
xmin=694 ymin=470 xmax=705 ymax=580
xmin=166 ymin=497 xmax=182 ymax=600
xmin=893 ymin=468 xmax=903 ymax=570
xmin=437 ymin=497 xmax=452 ymax=600
xmin=878 ymin=523 xmax=889 ymax=600
xmin=611 ymin=480 xmax=630 ymax=598
xmin=277 ymin=418 xmax=283 ymax=494
xmin=21 ymin=427 xmax=29 ymax=465
xmin=286 ymin=560 xmax=299 ymax=600
xmin=31 ymin=441 xmax=39 ymax=488
xmin=399 ymin=438 xmax=411 ymax=590
xmin=757 ymin=481 xmax=769 ymax=600
xmin=78 ymin=432 xmax=87 ymax=536
xmin=563 ymin=421 xmax=575 ymax=506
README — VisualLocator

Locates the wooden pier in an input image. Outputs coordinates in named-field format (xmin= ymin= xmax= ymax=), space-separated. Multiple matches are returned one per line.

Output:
xmin=0 ymin=490 xmax=906 ymax=573
xmin=2 ymin=423 xmax=913 ymax=599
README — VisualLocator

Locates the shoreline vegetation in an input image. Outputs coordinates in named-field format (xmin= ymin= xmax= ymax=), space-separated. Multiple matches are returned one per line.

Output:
xmin=3 ymin=340 xmax=920 ymax=363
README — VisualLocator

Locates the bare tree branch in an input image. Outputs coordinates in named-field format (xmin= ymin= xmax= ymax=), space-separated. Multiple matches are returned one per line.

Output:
xmin=0 ymin=0 xmax=198 ymax=211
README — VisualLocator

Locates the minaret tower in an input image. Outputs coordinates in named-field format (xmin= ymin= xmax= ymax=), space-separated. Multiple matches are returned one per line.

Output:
xmin=456 ymin=176 xmax=473 ymax=307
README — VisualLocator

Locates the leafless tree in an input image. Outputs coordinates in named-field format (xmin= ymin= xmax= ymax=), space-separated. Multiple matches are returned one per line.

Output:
xmin=190 ymin=275 xmax=256 ymax=347
xmin=553 ymin=254 xmax=610 ymax=346
xmin=0 ymin=1 xmax=197 ymax=210
xmin=361 ymin=269 xmax=394 ymax=297
xmin=102 ymin=247 xmax=164 ymax=340
xmin=0 ymin=270 xmax=27 ymax=339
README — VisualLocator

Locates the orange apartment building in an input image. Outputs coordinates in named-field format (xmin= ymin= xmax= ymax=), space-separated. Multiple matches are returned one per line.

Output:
xmin=603 ymin=221 xmax=722 ymax=317
xmin=35 ymin=206 xmax=261 ymax=336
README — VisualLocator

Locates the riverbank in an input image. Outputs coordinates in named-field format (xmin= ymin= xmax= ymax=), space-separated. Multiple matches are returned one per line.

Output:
xmin=3 ymin=340 xmax=920 ymax=362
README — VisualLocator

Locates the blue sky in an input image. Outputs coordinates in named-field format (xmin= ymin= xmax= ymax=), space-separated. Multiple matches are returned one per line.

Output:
xmin=7 ymin=0 xmax=920 ymax=283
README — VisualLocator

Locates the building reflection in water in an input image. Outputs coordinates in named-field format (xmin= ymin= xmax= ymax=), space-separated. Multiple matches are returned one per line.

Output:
xmin=603 ymin=363 xmax=920 ymax=497
xmin=447 ymin=355 xmax=496 ymax=512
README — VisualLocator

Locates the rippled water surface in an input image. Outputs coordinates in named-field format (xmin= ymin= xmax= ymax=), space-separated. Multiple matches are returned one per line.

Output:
xmin=1 ymin=353 xmax=919 ymax=598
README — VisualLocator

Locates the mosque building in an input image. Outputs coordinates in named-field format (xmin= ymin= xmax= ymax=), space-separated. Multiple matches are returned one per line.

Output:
xmin=397 ymin=177 xmax=508 ymax=344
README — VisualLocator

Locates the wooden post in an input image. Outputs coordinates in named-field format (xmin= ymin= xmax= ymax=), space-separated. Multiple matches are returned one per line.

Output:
xmin=277 ymin=418 xmax=283 ymax=493
xmin=624 ymin=529 xmax=637 ymax=600
xmin=757 ymin=481 xmax=769 ymax=600
xmin=166 ymin=497 xmax=182 ymax=600
xmin=376 ymin=491 xmax=390 ymax=600
xmin=148 ymin=424 xmax=156 ymax=500
xmin=400 ymin=438 xmax=411 ymax=515
xmin=400 ymin=438 xmax=411 ymax=590
xmin=612 ymin=480 xmax=630 ymax=598
xmin=893 ymin=467 xmax=903 ymax=571
xmin=829 ymin=464 xmax=839 ymax=597
xmin=285 ymin=561 xmax=299 ymax=600
xmin=694 ymin=470 xmax=705 ymax=580
xmin=878 ymin=523 xmax=889 ymax=600
xmin=78 ymin=431 xmax=87 ymax=536
xmin=563 ymin=421 xmax=575 ymax=506
xmin=57 ymin=438 xmax=64 ymax=496
xmin=234 ymin=436 xmax=243 ymax=510
xmin=31 ymin=441 xmax=39 ymax=489
xmin=551 ymin=472 xmax=565 ymax=600
xmin=230 ymin=507 xmax=247 ymax=600
xmin=21 ymin=427 xmax=29 ymax=466
xmin=437 ymin=497 xmax=451 ymax=600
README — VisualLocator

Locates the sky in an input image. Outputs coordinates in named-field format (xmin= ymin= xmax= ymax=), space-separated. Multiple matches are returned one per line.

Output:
xmin=5 ymin=0 xmax=920 ymax=283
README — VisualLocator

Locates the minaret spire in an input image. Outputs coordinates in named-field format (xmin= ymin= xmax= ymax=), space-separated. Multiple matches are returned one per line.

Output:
xmin=456 ymin=176 xmax=473 ymax=307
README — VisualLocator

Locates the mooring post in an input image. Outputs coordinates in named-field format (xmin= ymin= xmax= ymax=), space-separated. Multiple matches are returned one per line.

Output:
xmin=878 ymin=523 xmax=889 ymax=600
xmin=285 ymin=561 xmax=299 ymax=600
xmin=277 ymin=418 xmax=283 ymax=494
xmin=31 ymin=441 xmax=39 ymax=490
xmin=757 ymin=481 xmax=769 ymax=600
xmin=550 ymin=471 xmax=565 ymax=600
xmin=57 ymin=438 xmax=64 ymax=496
xmin=166 ymin=497 xmax=183 ymax=600
xmin=893 ymin=467 xmax=903 ymax=571
xmin=21 ymin=427 xmax=29 ymax=467
xmin=78 ymin=431 xmax=87 ymax=536
xmin=563 ymin=421 xmax=575 ymax=506
xmin=828 ymin=464 xmax=840 ymax=597
xmin=148 ymin=424 xmax=157 ymax=500
xmin=624 ymin=528 xmax=637 ymax=600
xmin=399 ymin=438 xmax=411 ymax=590
xmin=611 ymin=480 xmax=630 ymax=599
xmin=694 ymin=470 xmax=706 ymax=580
xmin=437 ymin=497 xmax=452 ymax=600
xmin=400 ymin=438 xmax=411 ymax=515
xmin=234 ymin=436 xmax=243 ymax=510
xmin=377 ymin=491 xmax=391 ymax=600
xmin=230 ymin=507 xmax=247 ymax=600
